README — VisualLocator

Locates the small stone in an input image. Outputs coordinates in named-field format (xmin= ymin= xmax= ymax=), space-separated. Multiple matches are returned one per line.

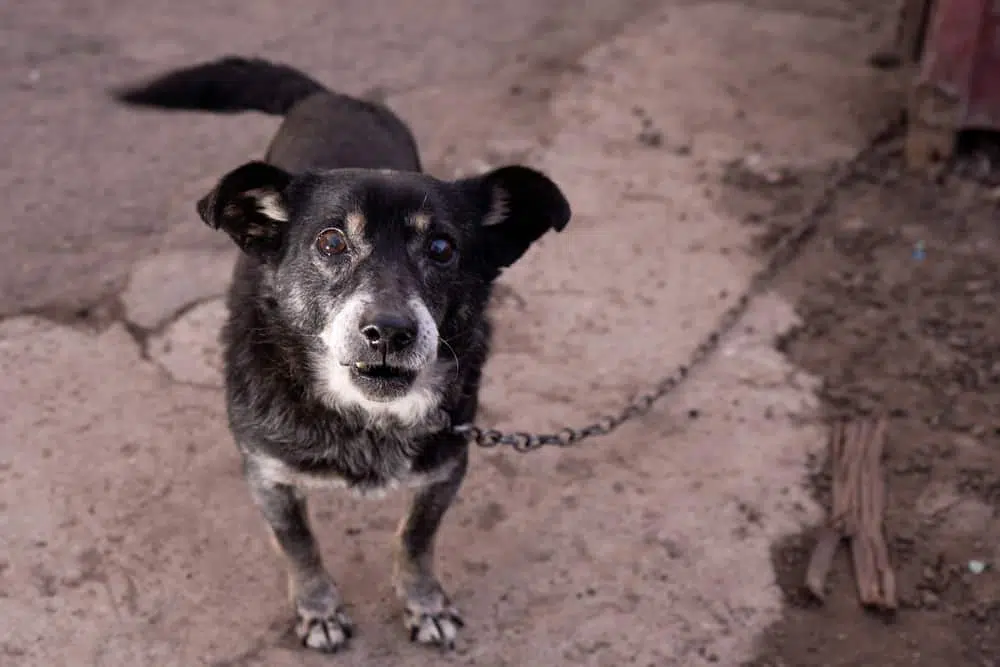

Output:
xmin=743 ymin=153 xmax=764 ymax=171
xmin=763 ymin=170 xmax=786 ymax=185
xmin=965 ymin=280 xmax=990 ymax=292
xmin=841 ymin=217 xmax=867 ymax=232
xmin=637 ymin=129 xmax=663 ymax=148
xmin=920 ymin=590 xmax=939 ymax=608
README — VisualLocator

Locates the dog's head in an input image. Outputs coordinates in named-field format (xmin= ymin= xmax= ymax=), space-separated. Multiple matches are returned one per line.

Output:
xmin=197 ymin=161 xmax=570 ymax=424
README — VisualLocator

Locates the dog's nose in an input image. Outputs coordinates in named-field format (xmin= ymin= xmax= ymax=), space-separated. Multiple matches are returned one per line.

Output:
xmin=359 ymin=312 xmax=418 ymax=353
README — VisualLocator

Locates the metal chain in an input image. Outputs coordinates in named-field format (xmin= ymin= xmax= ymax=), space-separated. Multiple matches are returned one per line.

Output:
xmin=447 ymin=123 xmax=899 ymax=452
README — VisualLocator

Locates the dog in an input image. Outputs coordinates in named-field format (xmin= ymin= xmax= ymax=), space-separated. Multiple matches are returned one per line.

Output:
xmin=111 ymin=57 xmax=571 ymax=652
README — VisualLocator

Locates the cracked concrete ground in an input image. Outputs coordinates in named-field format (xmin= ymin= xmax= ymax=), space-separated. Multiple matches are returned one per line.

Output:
xmin=1 ymin=1 xmax=898 ymax=665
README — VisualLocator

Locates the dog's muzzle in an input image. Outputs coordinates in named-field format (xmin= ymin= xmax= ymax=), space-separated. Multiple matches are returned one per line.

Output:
xmin=320 ymin=292 xmax=439 ymax=406
xmin=344 ymin=308 xmax=430 ymax=400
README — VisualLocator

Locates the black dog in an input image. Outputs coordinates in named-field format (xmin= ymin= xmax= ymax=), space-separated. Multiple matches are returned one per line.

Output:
xmin=112 ymin=57 xmax=571 ymax=652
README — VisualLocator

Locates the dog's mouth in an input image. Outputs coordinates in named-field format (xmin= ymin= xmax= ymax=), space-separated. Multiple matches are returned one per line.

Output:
xmin=346 ymin=361 xmax=420 ymax=401
xmin=350 ymin=362 xmax=417 ymax=382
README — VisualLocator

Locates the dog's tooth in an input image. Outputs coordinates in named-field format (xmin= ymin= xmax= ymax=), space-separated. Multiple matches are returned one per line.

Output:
xmin=355 ymin=362 xmax=369 ymax=371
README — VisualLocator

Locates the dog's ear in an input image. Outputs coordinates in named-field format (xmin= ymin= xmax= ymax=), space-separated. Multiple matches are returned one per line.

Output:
xmin=459 ymin=165 xmax=571 ymax=271
xmin=196 ymin=161 xmax=293 ymax=261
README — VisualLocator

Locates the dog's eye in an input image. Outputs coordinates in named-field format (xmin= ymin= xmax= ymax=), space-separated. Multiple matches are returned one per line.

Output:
xmin=315 ymin=228 xmax=348 ymax=257
xmin=427 ymin=236 xmax=456 ymax=264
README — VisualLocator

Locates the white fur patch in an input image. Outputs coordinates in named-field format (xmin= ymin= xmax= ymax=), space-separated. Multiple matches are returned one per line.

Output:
xmin=407 ymin=212 xmax=432 ymax=232
xmin=345 ymin=211 xmax=366 ymax=238
xmin=255 ymin=191 xmax=289 ymax=222
xmin=316 ymin=292 xmax=442 ymax=426
xmin=253 ymin=452 xmax=457 ymax=498
xmin=480 ymin=184 xmax=510 ymax=227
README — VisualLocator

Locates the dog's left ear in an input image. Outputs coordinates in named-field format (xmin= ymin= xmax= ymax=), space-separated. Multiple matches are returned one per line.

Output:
xmin=459 ymin=165 xmax=571 ymax=270
xmin=196 ymin=161 xmax=293 ymax=262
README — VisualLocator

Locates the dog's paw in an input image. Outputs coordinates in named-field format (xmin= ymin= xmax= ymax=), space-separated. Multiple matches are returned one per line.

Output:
xmin=404 ymin=598 xmax=464 ymax=649
xmin=295 ymin=605 xmax=354 ymax=652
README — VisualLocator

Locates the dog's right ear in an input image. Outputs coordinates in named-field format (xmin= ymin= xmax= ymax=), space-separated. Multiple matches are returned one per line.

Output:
xmin=196 ymin=161 xmax=293 ymax=261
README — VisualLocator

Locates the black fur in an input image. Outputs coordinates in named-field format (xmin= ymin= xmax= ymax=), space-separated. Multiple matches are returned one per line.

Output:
xmin=112 ymin=56 xmax=325 ymax=115
xmin=112 ymin=56 xmax=571 ymax=652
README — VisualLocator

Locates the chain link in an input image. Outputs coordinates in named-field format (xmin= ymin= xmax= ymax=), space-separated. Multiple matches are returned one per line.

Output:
xmin=447 ymin=124 xmax=898 ymax=452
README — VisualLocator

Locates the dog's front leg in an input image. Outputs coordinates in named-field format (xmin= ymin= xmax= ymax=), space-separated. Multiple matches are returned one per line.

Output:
xmin=394 ymin=444 xmax=468 ymax=648
xmin=245 ymin=465 xmax=353 ymax=652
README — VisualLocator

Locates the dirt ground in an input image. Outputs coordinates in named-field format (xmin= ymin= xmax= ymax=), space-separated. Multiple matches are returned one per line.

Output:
xmin=732 ymin=136 xmax=1000 ymax=666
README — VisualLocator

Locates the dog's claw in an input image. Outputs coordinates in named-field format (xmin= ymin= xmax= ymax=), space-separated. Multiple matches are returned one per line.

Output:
xmin=404 ymin=604 xmax=463 ymax=649
xmin=296 ymin=608 xmax=354 ymax=653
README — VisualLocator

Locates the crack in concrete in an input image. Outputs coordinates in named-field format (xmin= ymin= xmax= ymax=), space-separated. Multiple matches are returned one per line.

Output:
xmin=3 ymin=294 xmax=129 ymax=335
xmin=128 ymin=293 xmax=225 ymax=359
xmin=0 ymin=288 xmax=226 ymax=391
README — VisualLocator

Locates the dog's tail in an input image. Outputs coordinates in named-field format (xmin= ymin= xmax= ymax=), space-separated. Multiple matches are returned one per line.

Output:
xmin=111 ymin=56 xmax=327 ymax=116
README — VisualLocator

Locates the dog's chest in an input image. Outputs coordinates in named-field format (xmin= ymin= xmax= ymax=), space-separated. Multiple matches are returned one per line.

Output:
xmin=252 ymin=433 xmax=455 ymax=497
